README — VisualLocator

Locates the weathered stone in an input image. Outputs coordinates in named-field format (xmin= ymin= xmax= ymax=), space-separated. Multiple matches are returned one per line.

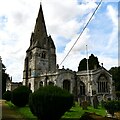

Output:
xmin=21 ymin=3 xmax=114 ymax=103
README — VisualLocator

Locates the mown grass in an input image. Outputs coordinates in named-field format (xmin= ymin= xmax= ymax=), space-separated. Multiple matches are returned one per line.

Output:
xmin=62 ymin=102 xmax=106 ymax=119
xmin=6 ymin=101 xmax=106 ymax=119
xmin=15 ymin=106 xmax=37 ymax=119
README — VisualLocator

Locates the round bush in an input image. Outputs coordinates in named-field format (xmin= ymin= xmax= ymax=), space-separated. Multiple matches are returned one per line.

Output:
xmin=3 ymin=90 xmax=11 ymax=101
xmin=103 ymin=100 xmax=120 ymax=117
xmin=11 ymin=86 xmax=32 ymax=107
xmin=29 ymin=85 xmax=74 ymax=120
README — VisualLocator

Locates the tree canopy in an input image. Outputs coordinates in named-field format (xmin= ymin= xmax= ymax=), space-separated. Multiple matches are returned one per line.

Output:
xmin=109 ymin=66 xmax=120 ymax=91
xmin=2 ymin=63 xmax=9 ymax=95
xmin=78 ymin=54 xmax=101 ymax=71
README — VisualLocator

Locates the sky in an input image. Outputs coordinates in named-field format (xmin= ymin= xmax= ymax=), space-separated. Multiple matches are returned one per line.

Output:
xmin=0 ymin=0 xmax=119 ymax=82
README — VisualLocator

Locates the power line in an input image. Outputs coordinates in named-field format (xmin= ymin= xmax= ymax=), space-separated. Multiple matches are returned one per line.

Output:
xmin=59 ymin=0 xmax=102 ymax=66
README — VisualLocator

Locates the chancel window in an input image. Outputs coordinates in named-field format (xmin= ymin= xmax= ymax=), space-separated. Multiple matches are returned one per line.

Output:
xmin=63 ymin=80 xmax=70 ymax=92
xmin=98 ymin=75 xmax=108 ymax=93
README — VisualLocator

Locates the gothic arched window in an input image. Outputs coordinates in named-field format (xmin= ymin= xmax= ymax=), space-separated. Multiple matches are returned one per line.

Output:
xmin=97 ymin=74 xmax=108 ymax=93
xmin=63 ymin=80 xmax=70 ymax=92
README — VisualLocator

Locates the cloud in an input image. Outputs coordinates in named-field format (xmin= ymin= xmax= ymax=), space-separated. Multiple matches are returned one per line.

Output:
xmin=0 ymin=0 xmax=118 ymax=82
xmin=101 ymin=5 xmax=118 ymax=58
xmin=43 ymin=0 xmax=97 ymax=38
xmin=107 ymin=5 xmax=118 ymax=26
xmin=80 ymin=0 xmax=119 ymax=2
xmin=58 ymin=2 xmax=118 ymax=70
xmin=64 ymin=28 xmax=90 ymax=54
xmin=99 ymin=56 xmax=118 ymax=70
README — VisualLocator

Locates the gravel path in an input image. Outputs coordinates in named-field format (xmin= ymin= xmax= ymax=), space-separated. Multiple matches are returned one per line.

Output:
xmin=0 ymin=99 xmax=26 ymax=120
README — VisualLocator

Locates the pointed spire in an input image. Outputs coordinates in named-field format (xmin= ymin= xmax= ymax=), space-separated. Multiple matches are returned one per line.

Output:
xmin=33 ymin=3 xmax=48 ymax=47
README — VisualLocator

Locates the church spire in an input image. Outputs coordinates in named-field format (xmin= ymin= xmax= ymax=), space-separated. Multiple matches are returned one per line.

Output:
xmin=33 ymin=3 xmax=48 ymax=46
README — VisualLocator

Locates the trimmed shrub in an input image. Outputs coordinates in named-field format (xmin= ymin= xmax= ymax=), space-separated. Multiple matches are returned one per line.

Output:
xmin=103 ymin=100 xmax=120 ymax=117
xmin=29 ymin=85 xmax=74 ymax=120
xmin=3 ymin=90 xmax=11 ymax=101
xmin=11 ymin=86 xmax=32 ymax=107
xmin=116 ymin=91 xmax=120 ymax=100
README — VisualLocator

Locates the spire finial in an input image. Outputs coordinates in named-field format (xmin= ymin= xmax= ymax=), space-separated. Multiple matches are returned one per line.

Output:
xmin=40 ymin=0 xmax=42 ymax=5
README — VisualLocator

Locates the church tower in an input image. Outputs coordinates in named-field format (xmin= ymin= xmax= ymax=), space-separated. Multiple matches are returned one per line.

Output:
xmin=23 ymin=4 xmax=56 ymax=90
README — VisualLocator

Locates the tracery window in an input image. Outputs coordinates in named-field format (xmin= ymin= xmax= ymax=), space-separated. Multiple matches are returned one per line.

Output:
xmin=97 ymin=74 xmax=108 ymax=93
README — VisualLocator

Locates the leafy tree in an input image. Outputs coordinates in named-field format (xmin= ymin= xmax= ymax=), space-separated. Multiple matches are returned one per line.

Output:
xmin=103 ymin=100 xmax=120 ymax=117
xmin=109 ymin=66 xmax=120 ymax=91
xmin=88 ymin=54 xmax=100 ymax=70
xmin=2 ymin=64 xmax=9 ymax=95
xmin=116 ymin=91 xmax=120 ymax=100
xmin=78 ymin=54 xmax=101 ymax=71
xmin=29 ymin=85 xmax=74 ymax=120
xmin=3 ymin=90 xmax=11 ymax=101
xmin=78 ymin=58 xmax=87 ymax=71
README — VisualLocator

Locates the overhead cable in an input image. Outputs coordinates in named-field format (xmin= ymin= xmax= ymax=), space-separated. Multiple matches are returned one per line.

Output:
xmin=59 ymin=0 xmax=102 ymax=66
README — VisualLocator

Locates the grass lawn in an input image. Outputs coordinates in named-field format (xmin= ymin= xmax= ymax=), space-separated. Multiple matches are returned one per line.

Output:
xmin=62 ymin=102 xmax=106 ymax=119
xmin=6 ymin=101 xmax=106 ymax=119
xmin=6 ymin=101 xmax=37 ymax=119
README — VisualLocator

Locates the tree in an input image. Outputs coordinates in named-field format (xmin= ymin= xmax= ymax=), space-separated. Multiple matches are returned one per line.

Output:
xmin=109 ymin=66 xmax=120 ymax=91
xmin=2 ymin=64 xmax=9 ymax=95
xmin=88 ymin=54 xmax=100 ymax=70
xmin=3 ymin=90 xmax=11 ymax=101
xmin=78 ymin=58 xmax=87 ymax=71
xmin=103 ymin=100 xmax=120 ymax=117
xmin=29 ymin=85 xmax=74 ymax=120
xmin=11 ymin=86 xmax=32 ymax=107
xmin=78 ymin=54 xmax=101 ymax=71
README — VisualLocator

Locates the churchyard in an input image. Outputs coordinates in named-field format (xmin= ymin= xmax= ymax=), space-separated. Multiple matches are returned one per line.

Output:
xmin=5 ymin=101 xmax=107 ymax=119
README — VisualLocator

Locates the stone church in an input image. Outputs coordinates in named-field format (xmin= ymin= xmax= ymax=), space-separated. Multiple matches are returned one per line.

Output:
xmin=23 ymin=4 xmax=114 ymax=101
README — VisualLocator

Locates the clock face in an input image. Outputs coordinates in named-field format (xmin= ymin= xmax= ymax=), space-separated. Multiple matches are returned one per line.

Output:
xmin=31 ymin=71 xmax=39 ymax=77
xmin=31 ymin=71 xmax=36 ymax=77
